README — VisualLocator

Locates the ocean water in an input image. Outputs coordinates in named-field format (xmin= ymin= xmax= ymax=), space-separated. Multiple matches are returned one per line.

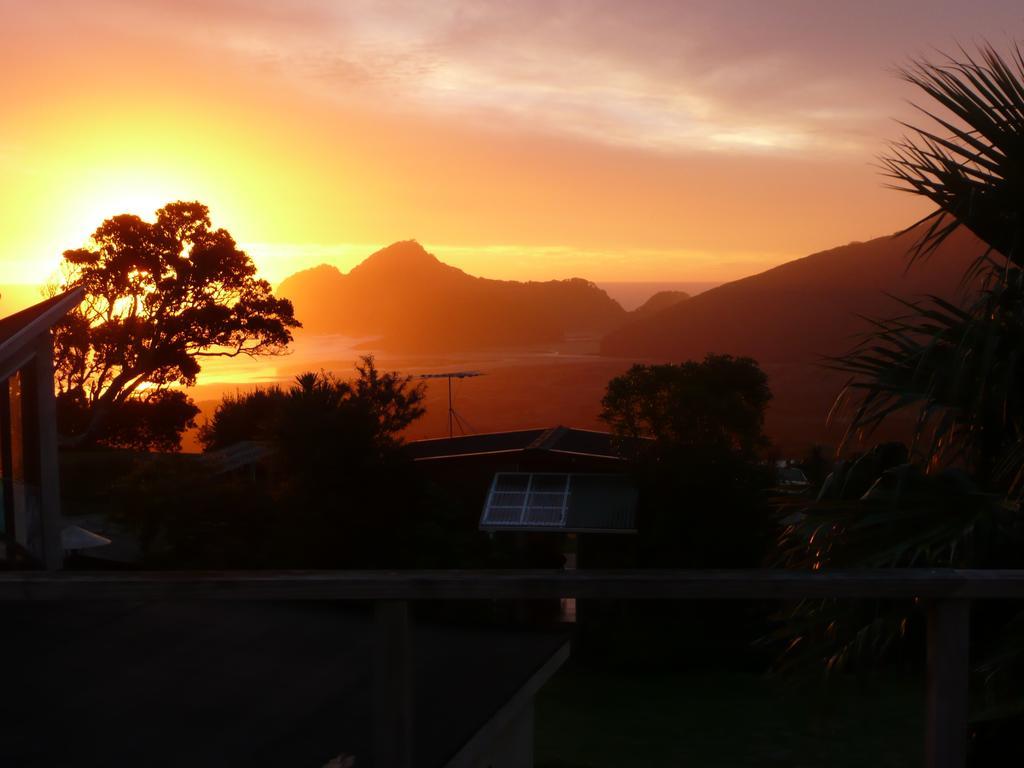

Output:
xmin=597 ymin=281 xmax=720 ymax=311
xmin=0 ymin=281 xmax=721 ymax=316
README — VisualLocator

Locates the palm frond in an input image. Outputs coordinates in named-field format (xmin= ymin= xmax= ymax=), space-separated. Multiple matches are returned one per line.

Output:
xmin=881 ymin=42 xmax=1024 ymax=266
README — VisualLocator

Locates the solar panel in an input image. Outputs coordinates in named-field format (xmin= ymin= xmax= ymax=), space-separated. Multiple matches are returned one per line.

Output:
xmin=482 ymin=473 xmax=530 ymax=526
xmin=480 ymin=472 xmax=636 ymax=532
xmin=480 ymin=473 xmax=570 ymax=528
xmin=524 ymin=474 xmax=570 ymax=526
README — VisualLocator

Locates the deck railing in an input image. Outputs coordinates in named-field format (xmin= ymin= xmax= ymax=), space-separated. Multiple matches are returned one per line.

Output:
xmin=4 ymin=568 xmax=1024 ymax=768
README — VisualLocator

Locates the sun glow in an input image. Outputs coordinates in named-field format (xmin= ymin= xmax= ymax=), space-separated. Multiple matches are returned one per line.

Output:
xmin=24 ymin=161 xmax=219 ymax=287
xmin=5 ymin=115 xmax=271 ymax=284
xmin=0 ymin=0 xmax=949 ymax=290
xmin=57 ymin=170 xmax=194 ymax=249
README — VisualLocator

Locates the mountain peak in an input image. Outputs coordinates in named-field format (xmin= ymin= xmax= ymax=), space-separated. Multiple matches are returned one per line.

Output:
xmin=274 ymin=238 xmax=627 ymax=347
xmin=352 ymin=240 xmax=442 ymax=275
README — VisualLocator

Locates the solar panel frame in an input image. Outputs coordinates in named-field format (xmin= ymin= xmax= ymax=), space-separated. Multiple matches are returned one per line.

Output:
xmin=481 ymin=472 xmax=571 ymax=528
xmin=523 ymin=473 xmax=570 ymax=527
xmin=480 ymin=472 xmax=638 ymax=533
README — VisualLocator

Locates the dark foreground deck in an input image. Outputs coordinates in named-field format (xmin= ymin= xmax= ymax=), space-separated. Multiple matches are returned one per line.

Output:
xmin=3 ymin=568 xmax=1023 ymax=768
xmin=0 ymin=600 xmax=568 ymax=768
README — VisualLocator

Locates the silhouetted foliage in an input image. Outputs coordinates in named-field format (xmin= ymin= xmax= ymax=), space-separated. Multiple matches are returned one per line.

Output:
xmin=197 ymin=385 xmax=286 ymax=451
xmin=198 ymin=355 xmax=425 ymax=456
xmin=834 ymin=42 xmax=1024 ymax=494
xmin=789 ymin=49 xmax=1024 ymax=741
xmin=124 ymin=357 xmax=479 ymax=569
xmin=796 ymin=444 xmax=834 ymax=490
xmin=58 ymin=389 xmax=200 ymax=454
xmin=106 ymin=455 xmax=288 ymax=568
xmin=261 ymin=360 xmax=430 ymax=566
xmin=53 ymin=201 xmax=299 ymax=451
xmin=579 ymin=356 xmax=777 ymax=665
xmin=602 ymin=354 xmax=771 ymax=461
xmin=770 ymin=446 xmax=1016 ymax=680
xmin=271 ymin=359 xmax=427 ymax=476
xmin=601 ymin=355 xmax=774 ymax=568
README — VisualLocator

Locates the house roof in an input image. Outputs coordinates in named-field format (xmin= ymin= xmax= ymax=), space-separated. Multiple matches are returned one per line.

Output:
xmin=1 ymin=601 xmax=569 ymax=768
xmin=0 ymin=287 xmax=83 ymax=380
xmin=406 ymin=425 xmax=633 ymax=462
xmin=480 ymin=472 xmax=639 ymax=533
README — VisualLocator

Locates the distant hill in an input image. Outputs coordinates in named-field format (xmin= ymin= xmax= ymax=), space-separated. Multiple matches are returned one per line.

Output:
xmin=602 ymin=226 xmax=981 ymax=363
xmin=277 ymin=240 xmax=627 ymax=351
xmin=597 ymin=281 xmax=719 ymax=310
xmin=630 ymin=290 xmax=689 ymax=319
xmin=601 ymin=226 xmax=984 ymax=451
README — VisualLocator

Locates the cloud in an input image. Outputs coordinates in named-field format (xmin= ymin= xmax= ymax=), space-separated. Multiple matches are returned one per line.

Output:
xmin=14 ymin=0 xmax=1024 ymax=158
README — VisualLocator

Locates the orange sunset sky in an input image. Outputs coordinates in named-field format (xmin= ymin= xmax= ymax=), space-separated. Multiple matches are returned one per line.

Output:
xmin=1 ymin=1 xmax=1021 ymax=289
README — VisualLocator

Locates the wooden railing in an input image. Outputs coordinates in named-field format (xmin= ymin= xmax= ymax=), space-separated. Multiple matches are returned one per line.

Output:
xmin=4 ymin=568 xmax=1023 ymax=768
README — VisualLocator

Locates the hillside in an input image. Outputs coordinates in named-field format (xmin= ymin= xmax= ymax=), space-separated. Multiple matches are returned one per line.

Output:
xmin=630 ymin=290 xmax=689 ymax=319
xmin=277 ymin=241 xmax=627 ymax=351
xmin=600 ymin=226 xmax=984 ymax=450
xmin=602 ymin=226 xmax=981 ymax=363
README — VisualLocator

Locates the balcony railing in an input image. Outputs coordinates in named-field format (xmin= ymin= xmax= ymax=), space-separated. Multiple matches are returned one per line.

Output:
xmin=4 ymin=568 xmax=1024 ymax=768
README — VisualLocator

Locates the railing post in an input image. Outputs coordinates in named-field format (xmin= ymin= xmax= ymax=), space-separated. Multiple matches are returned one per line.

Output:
xmin=925 ymin=599 xmax=970 ymax=768
xmin=25 ymin=338 xmax=63 ymax=570
xmin=373 ymin=600 xmax=413 ymax=768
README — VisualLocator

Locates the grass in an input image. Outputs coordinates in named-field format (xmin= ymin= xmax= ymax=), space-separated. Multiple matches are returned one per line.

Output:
xmin=535 ymin=661 xmax=922 ymax=768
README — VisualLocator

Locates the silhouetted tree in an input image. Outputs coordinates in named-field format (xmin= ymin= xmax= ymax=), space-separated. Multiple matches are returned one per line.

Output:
xmin=269 ymin=358 xmax=426 ymax=480
xmin=834 ymin=43 xmax=1024 ymax=494
xmin=189 ymin=358 xmax=435 ymax=567
xmin=813 ymin=42 xmax=1024 ymax=605
xmin=601 ymin=355 xmax=774 ymax=568
xmin=197 ymin=385 xmax=286 ymax=451
xmin=781 ymin=45 xmax=1024 ymax=748
xmin=587 ymin=356 xmax=775 ymax=664
xmin=53 ymin=201 xmax=299 ymax=450
xmin=198 ymin=356 xmax=425 ymax=456
xmin=602 ymin=354 xmax=772 ymax=461
xmin=85 ymin=389 xmax=200 ymax=453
